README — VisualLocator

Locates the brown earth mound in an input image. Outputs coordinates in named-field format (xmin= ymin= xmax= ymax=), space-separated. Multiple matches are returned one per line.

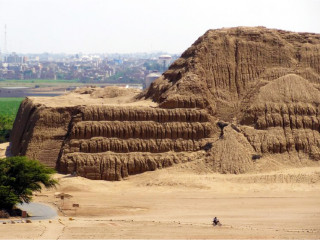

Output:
xmin=10 ymin=27 xmax=320 ymax=180
xmin=142 ymin=26 xmax=320 ymax=170
xmin=144 ymin=27 xmax=320 ymax=116
xmin=74 ymin=86 xmax=141 ymax=99
xmin=10 ymin=92 xmax=212 ymax=179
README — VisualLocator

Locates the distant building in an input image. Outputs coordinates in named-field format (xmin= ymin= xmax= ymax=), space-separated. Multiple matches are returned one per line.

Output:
xmin=145 ymin=72 xmax=161 ymax=89
xmin=158 ymin=55 xmax=172 ymax=70
xmin=4 ymin=52 xmax=24 ymax=64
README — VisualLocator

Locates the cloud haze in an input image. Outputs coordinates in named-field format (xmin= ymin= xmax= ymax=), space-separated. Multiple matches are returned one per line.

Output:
xmin=0 ymin=0 xmax=319 ymax=53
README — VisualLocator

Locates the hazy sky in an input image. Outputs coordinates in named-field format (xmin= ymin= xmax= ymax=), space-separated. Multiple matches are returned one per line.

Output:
xmin=0 ymin=0 xmax=319 ymax=54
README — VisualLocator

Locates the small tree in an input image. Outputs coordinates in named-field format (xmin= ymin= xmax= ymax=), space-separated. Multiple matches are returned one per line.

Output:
xmin=0 ymin=156 xmax=57 ymax=210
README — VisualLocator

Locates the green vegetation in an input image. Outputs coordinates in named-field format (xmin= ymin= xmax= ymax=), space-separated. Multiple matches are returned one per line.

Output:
xmin=0 ymin=79 xmax=79 ymax=84
xmin=107 ymin=68 xmax=143 ymax=84
xmin=143 ymin=61 xmax=162 ymax=72
xmin=0 ymin=156 xmax=57 ymax=210
xmin=0 ymin=98 xmax=24 ymax=143
xmin=0 ymin=79 xmax=81 ymax=88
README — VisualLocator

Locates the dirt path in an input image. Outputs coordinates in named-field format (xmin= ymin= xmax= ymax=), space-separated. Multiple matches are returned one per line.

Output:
xmin=0 ymin=167 xmax=319 ymax=239
xmin=38 ymin=220 xmax=65 ymax=239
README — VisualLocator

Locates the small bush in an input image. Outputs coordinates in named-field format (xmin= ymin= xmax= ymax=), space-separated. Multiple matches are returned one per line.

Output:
xmin=0 ymin=156 xmax=57 ymax=210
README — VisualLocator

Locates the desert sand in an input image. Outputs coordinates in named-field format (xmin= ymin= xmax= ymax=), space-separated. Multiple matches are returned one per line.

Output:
xmin=0 ymin=159 xmax=319 ymax=239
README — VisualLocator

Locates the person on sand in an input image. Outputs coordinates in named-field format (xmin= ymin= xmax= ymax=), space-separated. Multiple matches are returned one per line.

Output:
xmin=213 ymin=217 xmax=220 ymax=226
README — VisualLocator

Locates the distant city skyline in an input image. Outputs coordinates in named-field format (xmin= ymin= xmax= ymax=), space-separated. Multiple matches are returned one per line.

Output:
xmin=0 ymin=0 xmax=319 ymax=54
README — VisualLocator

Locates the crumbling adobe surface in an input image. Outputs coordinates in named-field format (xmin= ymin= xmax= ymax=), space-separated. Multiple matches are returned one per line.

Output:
xmin=142 ymin=27 xmax=320 ymax=169
xmin=10 ymin=27 xmax=320 ymax=179
xmin=10 ymin=92 xmax=213 ymax=179
xmin=144 ymin=27 xmax=320 ymax=116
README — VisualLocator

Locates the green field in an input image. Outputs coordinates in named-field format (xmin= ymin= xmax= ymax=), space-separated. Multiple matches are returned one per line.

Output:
xmin=0 ymin=79 xmax=83 ymax=88
xmin=0 ymin=98 xmax=24 ymax=143
xmin=0 ymin=79 xmax=79 ymax=83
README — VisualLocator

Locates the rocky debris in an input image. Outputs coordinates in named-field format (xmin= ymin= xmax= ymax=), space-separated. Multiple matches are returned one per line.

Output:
xmin=205 ymin=126 xmax=256 ymax=174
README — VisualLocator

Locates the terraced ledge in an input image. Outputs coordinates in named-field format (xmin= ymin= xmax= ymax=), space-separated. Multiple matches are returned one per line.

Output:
xmin=59 ymin=151 xmax=204 ymax=180
xmin=79 ymin=106 xmax=210 ymax=122
xmin=70 ymin=121 xmax=212 ymax=140
xmin=64 ymin=138 xmax=208 ymax=154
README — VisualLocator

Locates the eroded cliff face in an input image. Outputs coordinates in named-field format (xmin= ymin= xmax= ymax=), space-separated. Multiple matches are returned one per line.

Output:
xmin=10 ymin=27 xmax=320 ymax=180
xmin=58 ymin=106 xmax=213 ymax=180
xmin=10 ymin=98 xmax=79 ymax=168
xmin=144 ymin=27 xmax=320 ymax=116
xmin=142 ymin=26 xmax=320 ymax=169
xmin=11 ymin=99 xmax=213 ymax=179
xmin=239 ymin=74 xmax=320 ymax=160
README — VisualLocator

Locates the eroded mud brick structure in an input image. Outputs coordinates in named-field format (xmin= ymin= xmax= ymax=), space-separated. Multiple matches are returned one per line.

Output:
xmin=11 ymin=27 xmax=320 ymax=180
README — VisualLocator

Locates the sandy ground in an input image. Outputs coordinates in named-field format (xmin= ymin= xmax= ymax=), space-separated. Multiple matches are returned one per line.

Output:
xmin=28 ymin=86 xmax=157 ymax=108
xmin=0 ymin=161 xmax=319 ymax=239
